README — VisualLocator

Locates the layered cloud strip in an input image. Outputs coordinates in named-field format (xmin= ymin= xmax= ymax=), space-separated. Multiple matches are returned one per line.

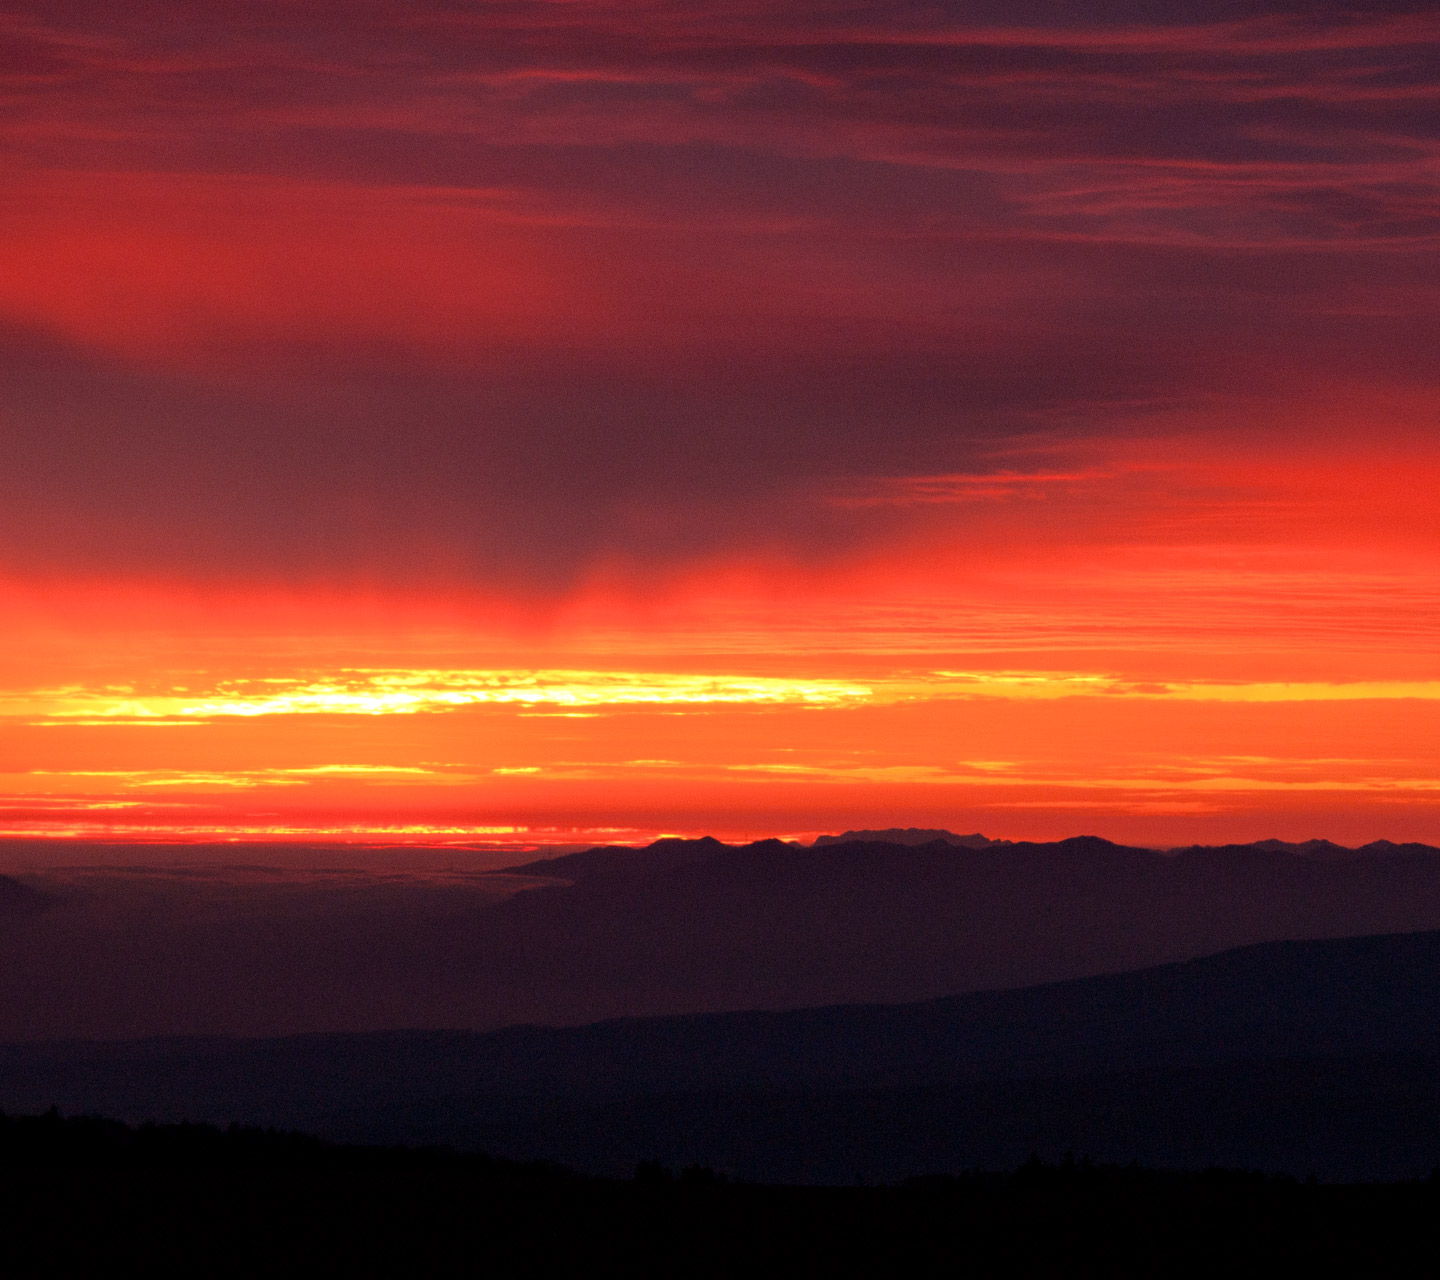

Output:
xmin=12 ymin=668 xmax=1440 ymax=726
xmin=3 ymin=0 xmax=1438 ymax=578
xmin=4 ymin=652 xmax=1440 ymax=847
xmin=9 ymin=670 xmax=874 ymax=722
xmin=2 ymin=1 xmax=1438 ymax=845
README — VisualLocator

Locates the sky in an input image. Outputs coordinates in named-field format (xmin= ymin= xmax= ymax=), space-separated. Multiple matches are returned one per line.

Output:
xmin=2 ymin=0 xmax=1439 ymax=849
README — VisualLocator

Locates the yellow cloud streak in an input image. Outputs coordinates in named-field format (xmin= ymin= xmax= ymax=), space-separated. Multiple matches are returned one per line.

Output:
xmin=924 ymin=672 xmax=1440 ymax=702
xmin=1151 ymin=681 xmax=1440 ymax=703
xmin=8 ymin=669 xmax=873 ymax=721
xmin=9 ymin=668 xmax=1440 ymax=725
xmin=15 ymin=764 xmax=446 ymax=790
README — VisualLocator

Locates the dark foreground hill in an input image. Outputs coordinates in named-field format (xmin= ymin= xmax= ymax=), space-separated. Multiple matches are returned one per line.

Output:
xmin=6 ymin=929 xmax=1440 ymax=1182
xmin=2 ymin=1115 xmax=1437 ymax=1277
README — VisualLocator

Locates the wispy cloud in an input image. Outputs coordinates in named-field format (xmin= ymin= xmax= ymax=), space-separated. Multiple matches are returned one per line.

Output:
xmin=20 ymin=764 xmax=445 ymax=789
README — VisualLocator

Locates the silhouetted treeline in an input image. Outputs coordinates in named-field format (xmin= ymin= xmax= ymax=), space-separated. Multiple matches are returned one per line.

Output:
xmin=1 ymin=1112 xmax=1438 ymax=1276
xmin=0 ymin=1108 xmax=553 ymax=1174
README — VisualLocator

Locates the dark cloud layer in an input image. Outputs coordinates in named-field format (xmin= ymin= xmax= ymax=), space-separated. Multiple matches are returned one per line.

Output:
xmin=1 ymin=1 xmax=1437 ymax=583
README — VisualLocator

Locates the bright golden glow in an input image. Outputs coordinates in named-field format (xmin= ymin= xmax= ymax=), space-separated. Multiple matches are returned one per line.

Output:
xmin=0 ymin=816 xmax=664 ymax=846
xmin=13 ymin=668 xmax=1440 ymax=728
xmin=7 ymin=670 xmax=875 ymax=722
xmin=5 ymin=448 xmax=1440 ymax=850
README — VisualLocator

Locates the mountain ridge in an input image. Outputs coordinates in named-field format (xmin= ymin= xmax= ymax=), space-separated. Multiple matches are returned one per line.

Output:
xmin=812 ymin=829 xmax=1001 ymax=849
xmin=510 ymin=832 xmax=1440 ymax=881
xmin=4 ymin=928 xmax=1440 ymax=1182
xmin=8 ymin=833 xmax=1440 ymax=1042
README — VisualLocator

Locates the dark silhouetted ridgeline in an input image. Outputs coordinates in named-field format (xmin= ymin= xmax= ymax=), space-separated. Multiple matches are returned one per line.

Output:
xmin=0 ymin=1111 xmax=1437 ymax=1277
xmin=6 ymin=930 xmax=1440 ymax=1184
xmin=8 ymin=834 xmax=1440 ymax=1041
xmin=487 ymin=833 xmax=1440 ymax=1024
xmin=812 ymin=828 xmax=998 ymax=848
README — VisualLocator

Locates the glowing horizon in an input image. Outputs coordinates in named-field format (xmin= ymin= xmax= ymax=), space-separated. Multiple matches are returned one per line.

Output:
xmin=3 ymin=2 xmax=1439 ymax=849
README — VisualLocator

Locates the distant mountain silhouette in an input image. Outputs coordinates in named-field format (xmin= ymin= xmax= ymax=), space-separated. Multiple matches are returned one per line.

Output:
xmin=473 ymin=834 xmax=1440 ymax=1027
xmin=9 ymin=834 xmax=1440 ymax=1041
xmin=1170 ymin=837 xmax=1440 ymax=861
xmin=508 ymin=834 xmax=743 ymax=879
xmin=6 ymin=929 xmax=1440 ymax=1182
xmin=812 ymin=829 xmax=999 ymax=848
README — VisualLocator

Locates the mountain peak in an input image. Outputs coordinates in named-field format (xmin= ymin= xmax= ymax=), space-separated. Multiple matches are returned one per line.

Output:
xmin=812 ymin=829 xmax=999 ymax=849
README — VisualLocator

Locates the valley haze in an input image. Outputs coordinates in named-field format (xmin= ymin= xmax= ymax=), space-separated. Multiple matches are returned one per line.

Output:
xmin=2 ymin=831 xmax=1439 ymax=1040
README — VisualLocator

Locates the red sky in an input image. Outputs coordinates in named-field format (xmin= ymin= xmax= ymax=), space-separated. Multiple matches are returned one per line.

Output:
xmin=3 ymin=0 xmax=1439 ymax=848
